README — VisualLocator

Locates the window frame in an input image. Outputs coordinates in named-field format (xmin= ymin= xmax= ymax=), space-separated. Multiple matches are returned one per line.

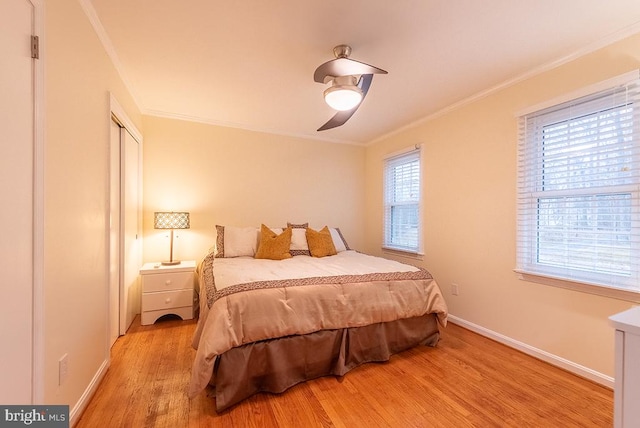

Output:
xmin=515 ymin=71 xmax=640 ymax=302
xmin=382 ymin=145 xmax=424 ymax=256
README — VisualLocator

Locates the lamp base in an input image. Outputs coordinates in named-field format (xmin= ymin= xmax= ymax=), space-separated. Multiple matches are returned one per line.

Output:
xmin=161 ymin=260 xmax=181 ymax=266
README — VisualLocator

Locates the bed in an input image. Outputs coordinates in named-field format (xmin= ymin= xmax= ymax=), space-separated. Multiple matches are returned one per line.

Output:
xmin=188 ymin=224 xmax=448 ymax=411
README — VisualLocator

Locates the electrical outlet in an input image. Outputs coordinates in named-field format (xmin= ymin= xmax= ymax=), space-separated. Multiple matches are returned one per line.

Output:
xmin=59 ymin=354 xmax=69 ymax=386
xmin=451 ymin=283 xmax=459 ymax=296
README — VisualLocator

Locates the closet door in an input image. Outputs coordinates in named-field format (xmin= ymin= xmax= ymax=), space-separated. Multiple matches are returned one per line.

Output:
xmin=0 ymin=0 xmax=35 ymax=403
xmin=110 ymin=98 xmax=142 ymax=339
xmin=121 ymin=127 xmax=141 ymax=333
xmin=109 ymin=118 xmax=120 ymax=346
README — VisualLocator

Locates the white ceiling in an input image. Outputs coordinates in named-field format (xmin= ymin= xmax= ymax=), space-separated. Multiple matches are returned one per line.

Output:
xmin=88 ymin=0 xmax=640 ymax=145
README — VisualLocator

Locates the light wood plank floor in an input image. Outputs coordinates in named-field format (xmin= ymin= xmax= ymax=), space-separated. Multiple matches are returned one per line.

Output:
xmin=76 ymin=316 xmax=613 ymax=427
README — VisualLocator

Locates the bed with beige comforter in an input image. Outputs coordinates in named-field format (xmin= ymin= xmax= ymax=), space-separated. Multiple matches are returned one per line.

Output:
xmin=188 ymin=250 xmax=448 ymax=411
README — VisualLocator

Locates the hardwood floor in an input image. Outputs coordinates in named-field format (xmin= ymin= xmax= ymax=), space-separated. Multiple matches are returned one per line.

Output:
xmin=76 ymin=316 xmax=613 ymax=427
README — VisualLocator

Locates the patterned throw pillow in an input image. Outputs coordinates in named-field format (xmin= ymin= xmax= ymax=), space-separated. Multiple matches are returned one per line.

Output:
xmin=306 ymin=226 xmax=337 ymax=258
xmin=255 ymin=224 xmax=293 ymax=260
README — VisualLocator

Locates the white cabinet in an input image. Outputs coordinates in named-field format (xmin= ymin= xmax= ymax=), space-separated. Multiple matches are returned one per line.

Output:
xmin=610 ymin=306 xmax=640 ymax=428
xmin=140 ymin=261 xmax=196 ymax=325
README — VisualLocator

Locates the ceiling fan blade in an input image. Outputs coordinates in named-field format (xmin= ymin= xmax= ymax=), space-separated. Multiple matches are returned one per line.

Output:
xmin=314 ymin=58 xmax=387 ymax=83
xmin=317 ymin=74 xmax=374 ymax=131
xmin=317 ymin=110 xmax=356 ymax=131
xmin=358 ymin=73 xmax=374 ymax=96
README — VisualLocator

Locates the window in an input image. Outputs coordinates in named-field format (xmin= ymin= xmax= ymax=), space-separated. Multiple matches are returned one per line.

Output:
xmin=383 ymin=146 xmax=422 ymax=254
xmin=517 ymin=74 xmax=640 ymax=293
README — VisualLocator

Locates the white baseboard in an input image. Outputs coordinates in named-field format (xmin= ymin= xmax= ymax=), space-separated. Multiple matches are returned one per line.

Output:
xmin=70 ymin=358 xmax=110 ymax=427
xmin=447 ymin=315 xmax=614 ymax=389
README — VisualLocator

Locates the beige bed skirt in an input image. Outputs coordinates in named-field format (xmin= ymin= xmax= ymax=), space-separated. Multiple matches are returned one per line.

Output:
xmin=212 ymin=313 xmax=440 ymax=411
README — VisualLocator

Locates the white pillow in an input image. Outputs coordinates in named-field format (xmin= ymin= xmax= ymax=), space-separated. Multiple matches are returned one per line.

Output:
xmin=291 ymin=228 xmax=309 ymax=252
xmin=287 ymin=222 xmax=311 ymax=256
xmin=329 ymin=227 xmax=350 ymax=252
xmin=215 ymin=225 xmax=258 ymax=257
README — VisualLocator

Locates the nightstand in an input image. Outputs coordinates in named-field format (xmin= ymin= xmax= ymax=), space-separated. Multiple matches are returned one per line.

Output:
xmin=140 ymin=260 xmax=196 ymax=325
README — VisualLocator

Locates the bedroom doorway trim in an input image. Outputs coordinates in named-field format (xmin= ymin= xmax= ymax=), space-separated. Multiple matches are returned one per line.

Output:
xmin=1 ymin=0 xmax=44 ymax=404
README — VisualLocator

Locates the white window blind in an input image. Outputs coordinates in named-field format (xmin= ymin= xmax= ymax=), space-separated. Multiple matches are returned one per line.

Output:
xmin=383 ymin=147 xmax=422 ymax=253
xmin=517 ymin=75 xmax=640 ymax=292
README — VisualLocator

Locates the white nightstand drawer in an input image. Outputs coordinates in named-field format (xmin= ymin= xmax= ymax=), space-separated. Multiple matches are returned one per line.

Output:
xmin=142 ymin=271 xmax=193 ymax=292
xmin=143 ymin=289 xmax=193 ymax=311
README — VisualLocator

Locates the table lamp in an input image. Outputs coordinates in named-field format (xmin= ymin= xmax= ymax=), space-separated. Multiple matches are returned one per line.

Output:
xmin=154 ymin=211 xmax=190 ymax=265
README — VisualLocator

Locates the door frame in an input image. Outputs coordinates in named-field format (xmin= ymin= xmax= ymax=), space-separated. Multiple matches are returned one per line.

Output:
xmin=31 ymin=0 xmax=44 ymax=404
xmin=108 ymin=94 xmax=142 ymax=340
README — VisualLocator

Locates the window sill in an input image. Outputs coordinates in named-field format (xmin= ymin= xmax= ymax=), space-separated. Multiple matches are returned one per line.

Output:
xmin=514 ymin=269 xmax=640 ymax=303
xmin=382 ymin=247 xmax=424 ymax=261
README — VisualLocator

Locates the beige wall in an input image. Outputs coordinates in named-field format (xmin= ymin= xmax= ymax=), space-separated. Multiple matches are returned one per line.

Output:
xmin=43 ymin=0 xmax=141 ymax=410
xmin=364 ymin=33 xmax=640 ymax=379
xmin=141 ymin=116 xmax=365 ymax=264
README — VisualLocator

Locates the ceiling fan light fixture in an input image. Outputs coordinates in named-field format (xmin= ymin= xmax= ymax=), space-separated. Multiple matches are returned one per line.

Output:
xmin=323 ymin=76 xmax=363 ymax=111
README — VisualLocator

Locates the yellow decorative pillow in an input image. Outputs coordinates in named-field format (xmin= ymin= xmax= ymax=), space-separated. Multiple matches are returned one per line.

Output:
xmin=255 ymin=224 xmax=293 ymax=260
xmin=306 ymin=226 xmax=337 ymax=258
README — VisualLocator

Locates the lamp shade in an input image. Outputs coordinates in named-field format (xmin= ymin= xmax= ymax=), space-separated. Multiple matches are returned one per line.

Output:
xmin=154 ymin=212 xmax=190 ymax=265
xmin=154 ymin=212 xmax=190 ymax=229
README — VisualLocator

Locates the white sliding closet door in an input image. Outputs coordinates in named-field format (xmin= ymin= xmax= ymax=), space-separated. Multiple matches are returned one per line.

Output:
xmin=121 ymin=127 xmax=141 ymax=333
xmin=109 ymin=118 xmax=120 ymax=346
xmin=110 ymin=98 xmax=142 ymax=340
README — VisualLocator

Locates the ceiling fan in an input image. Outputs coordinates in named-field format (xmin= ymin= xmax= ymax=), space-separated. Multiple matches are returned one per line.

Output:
xmin=313 ymin=44 xmax=387 ymax=131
